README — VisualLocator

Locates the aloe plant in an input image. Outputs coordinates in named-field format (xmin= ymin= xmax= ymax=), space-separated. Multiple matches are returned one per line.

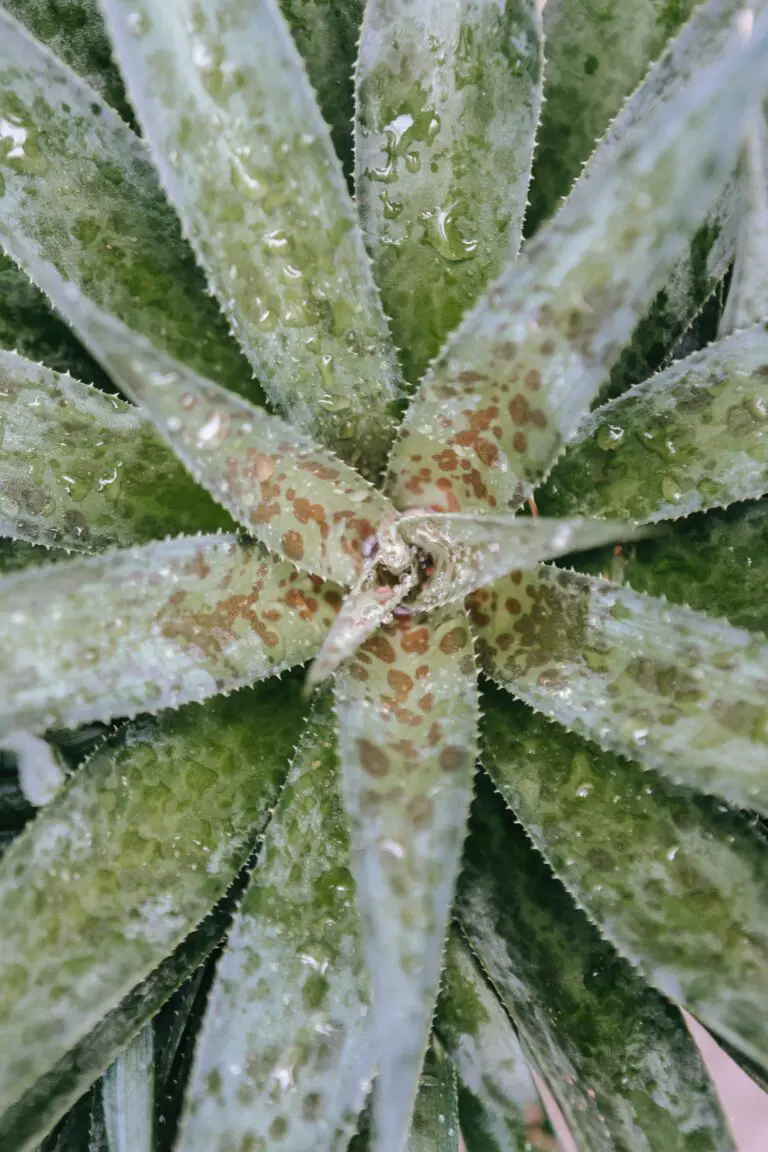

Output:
xmin=1 ymin=1 xmax=768 ymax=1149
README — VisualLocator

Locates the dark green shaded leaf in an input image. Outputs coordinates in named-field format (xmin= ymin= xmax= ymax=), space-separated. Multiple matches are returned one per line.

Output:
xmin=407 ymin=1042 xmax=459 ymax=1152
xmin=457 ymin=778 xmax=735 ymax=1151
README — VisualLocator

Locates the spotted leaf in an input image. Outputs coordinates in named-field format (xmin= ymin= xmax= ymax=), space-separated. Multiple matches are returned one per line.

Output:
xmin=102 ymin=1026 xmax=154 ymax=1152
xmin=436 ymin=927 xmax=548 ymax=1152
xmin=37 ymin=297 xmax=395 ymax=582
xmin=177 ymin=698 xmax=372 ymax=1152
xmin=101 ymin=0 xmax=401 ymax=477
xmin=0 ymin=534 xmax=337 ymax=736
xmin=356 ymin=0 xmax=543 ymax=383
xmin=399 ymin=513 xmax=645 ymax=610
xmin=540 ymin=325 xmax=768 ymax=524
xmin=0 ymin=350 xmax=229 ymax=551
xmin=279 ymin=0 xmax=363 ymax=177
xmin=473 ymin=565 xmax=768 ymax=814
xmin=0 ymin=9 xmax=257 ymax=399
xmin=334 ymin=607 xmax=479 ymax=1152
xmin=720 ymin=106 xmax=768 ymax=335
xmin=457 ymin=778 xmax=735 ymax=1152
xmin=482 ymin=684 xmax=768 ymax=1081
xmin=0 ymin=682 xmax=304 ymax=1136
xmin=388 ymin=21 xmax=768 ymax=513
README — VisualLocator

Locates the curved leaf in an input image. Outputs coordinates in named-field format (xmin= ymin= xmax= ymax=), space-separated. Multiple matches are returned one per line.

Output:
xmin=356 ymin=0 xmax=543 ymax=383
xmin=473 ymin=565 xmax=768 ymax=814
xmin=0 ymin=10 xmax=258 ymax=398
xmin=482 ymin=686 xmax=768 ymax=1081
xmin=0 ymin=682 xmax=304 ymax=1133
xmin=457 ymin=779 xmax=735 ymax=1152
xmin=42 ymin=298 xmax=394 ymax=581
xmin=388 ymin=22 xmax=767 ymax=514
xmin=436 ymin=928 xmax=545 ymax=1152
xmin=408 ymin=1043 xmax=459 ymax=1152
xmin=528 ymin=0 xmax=697 ymax=231
xmin=334 ymin=607 xmax=480 ymax=1152
xmin=279 ymin=0 xmax=363 ymax=176
xmin=100 ymin=0 xmax=401 ymax=476
xmin=0 ymin=534 xmax=337 ymax=735
xmin=0 ymin=350 xmax=229 ymax=551
xmin=540 ymin=326 xmax=768 ymax=524
xmin=720 ymin=105 xmax=768 ymax=335
xmin=102 ymin=1027 xmax=153 ymax=1152
xmin=178 ymin=698 xmax=372 ymax=1152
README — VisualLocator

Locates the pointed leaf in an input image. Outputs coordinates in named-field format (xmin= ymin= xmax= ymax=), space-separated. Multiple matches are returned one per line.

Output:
xmin=457 ymin=1082 xmax=556 ymax=1152
xmin=615 ymin=498 xmax=768 ymax=635
xmin=45 ymin=298 xmax=395 ymax=581
xmin=1 ymin=856 xmax=239 ymax=1152
xmin=436 ymin=928 xmax=545 ymax=1152
xmin=527 ymin=0 xmax=697 ymax=231
xmin=3 ymin=0 xmax=133 ymax=123
xmin=0 ymin=682 xmax=304 ymax=1136
xmin=0 ymin=350 xmax=229 ymax=551
xmin=0 ymin=10 xmax=258 ymax=398
xmin=335 ymin=607 xmax=479 ymax=1152
xmin=279 ymin=0 xmax=363 ymax=176
xmin=178 ymin=698 xmax=372 ymax=1152
xmin=720 ymin=106 xmax=768 ymax=334
xmin=0 ymin=538 xmax=63 ymax=576
xmin=483 ymin=685 xmax=768 ymax=1081
xmin=355 ymin=0 xmax=543 ymax=383
xmin=0 ymin=534 xmax=337 ymax=735
xmin=100 ymin=0 xmax=401 ymax=476
xmin=399 ymin=513 xmax=644 ymax=610
xmin=388 ymin=22 xmax=768 ymax=513
xmin=407 ymin=1043 xmax=459 ymax=1152
xmin=457 ymin=779 xmax=735 ymax=1152
xmin=102 ymin=1027 xmax=153 ymax=1152
xmin=540 ymin=325 xmax=768 ymax=524
xmin=473 ymin=565 xmax=768 ymax=814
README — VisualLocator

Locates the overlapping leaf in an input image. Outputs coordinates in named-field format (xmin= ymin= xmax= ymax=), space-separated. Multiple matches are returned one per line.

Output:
xmin=719 ymin=105 xmax=768 ymax=335
xmin=335 ymin=607 xmax=479 ymax=1152
xmin=101 ymin=0 xmax=401 ymax=475
xmin=540 ymin=325 xmax=768 ymax=523
xmin=473 ymin=565 xmax=768 ymax=813
xmin=388 ymin=21 xmax=768 ymax=514
xmin=356 ymin=0 xmax=543 ymax=383
xmin=102 ymin=1027 xmax=154 ymax=1152
xmin=0 ymin=9 xmax=258 ymax=397
xmin=178 ymin=700 xmax=372 ymax=1152
xmin=0 ymin=350 xmax=228 ymax=550
xmin=0 ymin=682 xmax=304 ymax=1136
xmin=407 ymin=1043 xmax=459 ymax=1152
xmin=457 ymin=779 xmax=735 ymax=1151
xmin=0 ymin=534 xmax=337 ymax=735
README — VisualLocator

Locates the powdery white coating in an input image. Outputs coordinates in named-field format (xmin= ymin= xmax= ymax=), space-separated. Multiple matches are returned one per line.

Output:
xmin=1 ymin=730 xmax=65 ymax=807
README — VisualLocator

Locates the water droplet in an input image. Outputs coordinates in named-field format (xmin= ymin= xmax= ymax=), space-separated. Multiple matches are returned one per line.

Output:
xmin=575 ymin=783 xmax=592 ymax=798
xmin=666 ymin=846 xmax=679 ymax=861
xmin=596 ymin=423 xmax=625 ymax=451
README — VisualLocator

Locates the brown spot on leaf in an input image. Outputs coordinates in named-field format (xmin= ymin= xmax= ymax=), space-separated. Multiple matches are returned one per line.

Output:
xmin=281 ymin=530 xmax=304 ymax=561
xmin=440 ymin=745 xmax=469 ymax=773
xmin=402 ymin=627 xmax=430 ymax=655
xmin=440 ymin=626 xmax=469 ymax=654
xmin=358 ymin=739 xmax=390 ymax=777
xmin=367 ymin=635 xmax=397 ymax=663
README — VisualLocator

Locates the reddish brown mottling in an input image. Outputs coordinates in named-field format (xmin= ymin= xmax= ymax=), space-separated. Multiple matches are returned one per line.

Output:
xmin=401 ymin=627 xmax=431 ymax=655
xmin=388 ymin=670 xmax=415 ymax=698
xmin=358 ymin=738 xmax=391 ymax=778
xmin=367 ymin=635 xmax=398 ymax=664
xmin=281 ymin=530 xmax=304 ymax=562
xmin=439 ymin=626 xmax=469 ymax=655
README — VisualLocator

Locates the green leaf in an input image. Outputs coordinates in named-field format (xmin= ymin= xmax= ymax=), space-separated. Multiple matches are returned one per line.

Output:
xmin=399 ymin=513 xmax=644 ymax=610
xmin=527 ymin=0 xmax=697 ymax=231
xmin=0 ymin=538 xmax=63 ymax=576
xmin=2 ymin=874 xmax=237 ymax=1151
xmin=355 ymin=0 xmax=543 ymax=383
xmin=102 ymin=1027 xmax=153 ymax=1152
xmin=482 ymin=685 xmax=768 ymax=1082
xmin=42 ymin=298 xmax=395 ymax=581
xmin=0 ymin=350 xmax=229 ymax=551
xmin=387 ymin=19 xmax=767 ymax=514
xmin=456 ymin=1082 xmax=554 ymax=1152
xmin=457 ymin=778 xmax=736 ymax=1152
xmin=0 ymin=681 xmax=305 ymax=1141
xmin=720 ymin=106 xmax=768 ymax=335
xmin=407 ymin=1042 xmax=459 ymax=1152
xmin=3 ymin=0 xmax=133 ymax=124
xmin=473 ymin=565 xmax=768 ymax=814
xmin=539 ymin=325 xmax=768 ymax=524
xmin=334 ymin=607 xmax=479 ymax=1152
xmin=436 ymin=928 xmax=545 ymax=1152
xmin=0 ymin=9 xmax=258 ymax=399
xmin=0 ymin=534 xmax=336 ymax=735
xmin=100 ymin=0 xmax=401 ymax=477
xmin=279 ymin=0 xmax=363 ymax=177
xmin=613 ymin=498 xmax=768 ymax=635
xmin=177 ymin=697 xmax=372 ymax=1152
